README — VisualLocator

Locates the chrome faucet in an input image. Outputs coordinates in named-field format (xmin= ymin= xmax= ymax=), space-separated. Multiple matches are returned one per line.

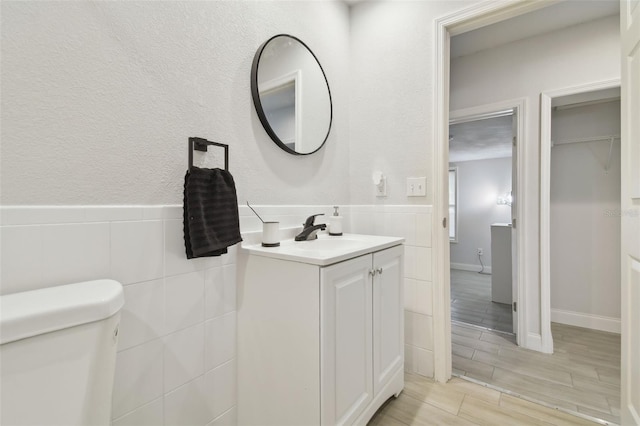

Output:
xmin=295 ymin=214 xmax=327 ymax=241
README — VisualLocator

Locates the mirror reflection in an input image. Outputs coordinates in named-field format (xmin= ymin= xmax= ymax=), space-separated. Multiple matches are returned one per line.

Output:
xmin=251 ymin=34 xmax=332 ymax=155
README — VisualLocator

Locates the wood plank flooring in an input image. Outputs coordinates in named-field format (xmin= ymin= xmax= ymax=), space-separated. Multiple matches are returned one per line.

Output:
xmin=368 ymin=372 xmax=598 ymax=425
xmin=450 ymin=269 xmax=513 ymax=333
xmin=451 ymin=322 xmax=621 ymax=424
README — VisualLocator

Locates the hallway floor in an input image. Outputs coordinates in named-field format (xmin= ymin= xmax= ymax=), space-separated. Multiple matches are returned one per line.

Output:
xmin=450 ymin=269 xmax=513 ymax=333
xmin=368 ymin=372 xmax=597 ymax=425
xmin=452 ymin=322 xmax=621 ymax=424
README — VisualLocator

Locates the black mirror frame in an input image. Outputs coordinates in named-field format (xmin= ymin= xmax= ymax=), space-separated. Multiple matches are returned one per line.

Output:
xmin=251 ymin=34 xmax=333 ymax=156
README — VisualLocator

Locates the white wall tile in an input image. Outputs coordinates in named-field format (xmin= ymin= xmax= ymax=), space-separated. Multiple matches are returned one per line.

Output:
xmin=404 ymin=345 xmax=433 ymax=377
xmin=404 ymin=344 xmax=415 ymax=373
xmin=404 ymin=246 xmax=417 ymax=280
xmin=383 ymin=213 xmax=415 ymax=245
xmin=41 ymin=223 xmax=110 ymax=287
xmin=119 ymin=279 xmax=165 ymax=351
xmin=414 ymin=247 xmax=432 ymax=281
xmin=221 ymin=245 xmax=237 ymax=266
xmin=205 ymin=312 xmax=236 ymax=371
xmin=164 ymin=378 xmax=212 ymax=426
xmin=416 ymin=213 xmax=432 ymax=247
xmin=204 ymin=360 xmax=237 ymax=420
xmin=164 ymin=324 xmax=205 ymax=392
xmin=85 ymin=206 xmax=142 ymax=222
xmin=112 ymin=339 xmax=164 ymax=419
xmin=112 ymin=398 xmax=163 ymax=426
xmin=162 ymin=206 xmax=183 ymax=220
xmin=1 ymin=206 xmax=84 ymax=225
xmin=142 ymin=207 xmax=164 ymax=220
xmin=404 ymin=279 xmax=416 ymax=313
xmin=404 ymin=311 xmax=433 ymax=350
xmin=222 ymin=265 xmax=236 ymax=315
xmin=349 ymin=212 xmax=375 ymax=235
xmin=165 ymin=271 xmax=204 ymax=333
xmin=164 ymin=219 xmax=220 ymax=277
xmin=416 ymin=348 xmax=434 ymax=377
xmin=0 ymin=225 xmax=43 ymax=295
xmin=110 ymin=221 xmax=164 ymax=285
xmin=207 ymin=407 xmax=236 ymax=426
xmin=404 ymin=278 xmax=433 ymax=316
xmin=205 ymin=267 xmax=224 ymax=319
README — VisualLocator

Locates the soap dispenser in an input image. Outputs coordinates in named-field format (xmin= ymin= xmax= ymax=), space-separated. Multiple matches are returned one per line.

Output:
xmin=329 ymin=206 xmax=343 ymax=236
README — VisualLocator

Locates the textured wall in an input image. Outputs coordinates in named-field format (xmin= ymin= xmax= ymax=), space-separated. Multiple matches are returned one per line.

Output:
xmin=1 ymin=1 xmax=350 ymax=205
xmin=348 ymin=1 xmax=477 ymax=205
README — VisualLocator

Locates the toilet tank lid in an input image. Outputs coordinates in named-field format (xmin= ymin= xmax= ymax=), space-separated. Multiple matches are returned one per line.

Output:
xmin=0 ymin=279 xmax=124 ymax=345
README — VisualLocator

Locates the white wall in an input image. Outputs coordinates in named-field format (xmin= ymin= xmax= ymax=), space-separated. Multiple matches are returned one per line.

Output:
xmin=0 ymin=1 xmax=350 ymax=206
xmin=550 ymin=101 xmax=621 ymax=331
xmin=450 ymin=15 xmax=620 ymax=337
xmin=348 ymin=0 xmax=477 ymax=205
xmin=450 ymin=157 xmax=512 ymax=269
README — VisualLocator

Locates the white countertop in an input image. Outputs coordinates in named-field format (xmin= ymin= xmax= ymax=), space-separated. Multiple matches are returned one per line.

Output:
xmin=241 ymin=233 xmax=404 ymax=266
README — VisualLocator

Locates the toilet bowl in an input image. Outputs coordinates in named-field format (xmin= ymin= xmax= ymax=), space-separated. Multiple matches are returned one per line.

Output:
xmin=0 ymin=279 xmax=124 ymax=425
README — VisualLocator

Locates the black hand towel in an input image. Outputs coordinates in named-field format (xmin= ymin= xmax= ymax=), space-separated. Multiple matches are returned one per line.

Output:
xmin=183 ymin=167 xmax=242 ymax=258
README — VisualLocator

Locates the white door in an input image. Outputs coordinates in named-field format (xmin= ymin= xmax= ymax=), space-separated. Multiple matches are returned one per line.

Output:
xmin=320 ymin=255 xmax=373 ymax=426
xmin=511 ymin=108 xmax=519 ymax=337
xmin=372 ymin=246 xmax=404 ymax=395
xmin=620 ymin=0 xmax=640 ymax=423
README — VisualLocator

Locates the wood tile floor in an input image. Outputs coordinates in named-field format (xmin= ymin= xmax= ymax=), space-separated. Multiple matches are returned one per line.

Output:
xmin=452 ymin=322 xmax=621 ymax=424
xmin=450 ymin=269 xmax=513 ymax=333
xmin=368 ymin=372 xmax=599 ymax=425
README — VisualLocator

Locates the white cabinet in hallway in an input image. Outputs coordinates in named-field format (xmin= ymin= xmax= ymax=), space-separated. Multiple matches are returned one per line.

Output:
xmin=237 ymin=237 xmax=404 ymax=426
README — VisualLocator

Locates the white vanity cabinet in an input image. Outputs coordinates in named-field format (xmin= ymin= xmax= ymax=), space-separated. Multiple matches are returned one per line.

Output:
xmin=237 ymin=237 xmax=404 ymax=426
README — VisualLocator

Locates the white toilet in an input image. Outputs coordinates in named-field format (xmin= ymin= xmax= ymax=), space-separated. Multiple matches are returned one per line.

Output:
xmin=0 ymin=279 xmax=124 ymax=425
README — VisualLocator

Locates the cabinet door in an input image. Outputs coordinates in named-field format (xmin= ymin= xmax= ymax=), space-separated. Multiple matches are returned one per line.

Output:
xmin=321 ymin=255 xmax=373 ymax=426
xmin=372 ymin=246 xmax=404 ymax=395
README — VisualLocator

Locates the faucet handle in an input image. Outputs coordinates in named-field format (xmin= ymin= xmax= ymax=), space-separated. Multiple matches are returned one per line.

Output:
xmin=303 ymin=213 xmax=324 ymax=228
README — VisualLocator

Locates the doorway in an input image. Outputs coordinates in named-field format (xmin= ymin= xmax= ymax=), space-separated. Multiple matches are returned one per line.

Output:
xmin=448 ymin=111 xmax=516 ymax=335
xmin=541 ymin=82 xmax=622 ymax=338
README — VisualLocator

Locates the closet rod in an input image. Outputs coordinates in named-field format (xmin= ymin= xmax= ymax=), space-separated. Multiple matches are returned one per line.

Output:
xmin=551 ymin=134 xmax=620 ymax=146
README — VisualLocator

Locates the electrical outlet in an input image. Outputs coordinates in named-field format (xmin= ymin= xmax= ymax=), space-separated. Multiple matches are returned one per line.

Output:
xmin=477 ymin=248 xmax=483 ymax=256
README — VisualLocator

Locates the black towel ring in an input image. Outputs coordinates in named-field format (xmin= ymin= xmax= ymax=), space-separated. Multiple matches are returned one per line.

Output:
xmin=188 ymin=137 xmax=229 ymax=172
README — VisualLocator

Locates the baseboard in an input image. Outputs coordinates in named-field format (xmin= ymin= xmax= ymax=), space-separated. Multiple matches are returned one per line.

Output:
xmin=450 ymin=262 xmax=492 ymax=274
xmin=551 ymin=309 xmax=621 ymax=334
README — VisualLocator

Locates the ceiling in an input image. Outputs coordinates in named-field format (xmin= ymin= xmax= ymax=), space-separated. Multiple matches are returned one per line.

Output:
xmin=449 ymin=115 xmax=513 ymax=163
xmin=451 ymin=0 xmax=619 ymax=59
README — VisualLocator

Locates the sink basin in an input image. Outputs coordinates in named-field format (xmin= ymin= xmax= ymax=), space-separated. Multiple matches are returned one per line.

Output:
xmin=242 ymin=233 xmax=404 ymax=266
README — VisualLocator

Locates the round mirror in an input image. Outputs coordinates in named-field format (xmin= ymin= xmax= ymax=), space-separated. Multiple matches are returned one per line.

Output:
xmin=251 ymin=34 xmax=333 ymax=155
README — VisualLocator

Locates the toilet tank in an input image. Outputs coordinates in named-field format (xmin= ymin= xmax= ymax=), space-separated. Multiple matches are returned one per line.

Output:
xmin=0 ymin=279 xmax=124 ymax=426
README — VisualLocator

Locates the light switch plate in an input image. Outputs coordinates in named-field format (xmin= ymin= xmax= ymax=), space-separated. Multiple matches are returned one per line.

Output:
xmin=406 ymin=177 xmax=427 ymax=197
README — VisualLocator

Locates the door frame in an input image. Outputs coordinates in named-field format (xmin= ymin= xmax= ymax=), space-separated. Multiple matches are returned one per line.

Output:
xmin=539 ymin=79 xmax=621 ymax=345
xmin=449 ymin=99 xmax=526 ymax=346
xmin=432 ymin=0 xmax=555 ymax=382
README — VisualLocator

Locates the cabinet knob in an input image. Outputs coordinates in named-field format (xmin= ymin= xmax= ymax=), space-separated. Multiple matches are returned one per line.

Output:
xmin=376 ymin=267 xmax=383 ymax=274
xmin=369 ymin=269 xmax=377 ymax=276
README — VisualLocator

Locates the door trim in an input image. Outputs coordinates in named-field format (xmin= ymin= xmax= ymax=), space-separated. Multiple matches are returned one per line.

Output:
xmin=433 ymin=0 xmax=552 ymax=382
xmin=450 ymin=98 xmax=526 ymax=347
xmin=539 ymin=78 xmax=621 ymax=354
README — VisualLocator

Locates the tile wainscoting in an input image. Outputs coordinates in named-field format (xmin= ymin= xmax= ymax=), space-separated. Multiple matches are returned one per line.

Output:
xmin=0 ymin=204 xmax=433 ymax=425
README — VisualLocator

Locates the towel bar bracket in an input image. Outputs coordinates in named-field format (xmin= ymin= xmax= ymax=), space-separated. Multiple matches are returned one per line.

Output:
xmin=188 ymin=137 xmax=229 ymax=172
